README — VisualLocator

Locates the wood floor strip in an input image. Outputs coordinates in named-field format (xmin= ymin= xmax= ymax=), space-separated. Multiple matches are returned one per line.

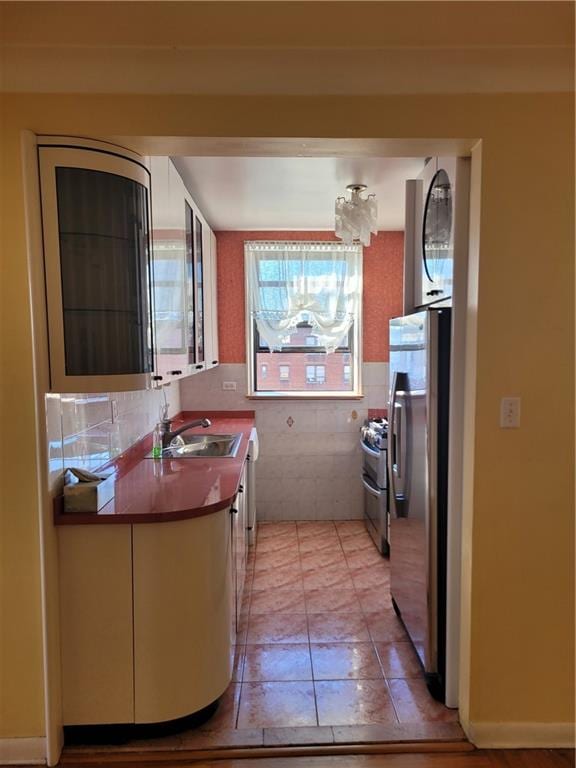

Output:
xmin=57 ymin=747 xmax=575 ymax=768
xmin=60 ymin=740 xmax=476 ymax=765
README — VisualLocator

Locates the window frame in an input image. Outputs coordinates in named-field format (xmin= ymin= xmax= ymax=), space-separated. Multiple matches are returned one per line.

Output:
xmin=245 ymin=241 xmax=363 ymax=399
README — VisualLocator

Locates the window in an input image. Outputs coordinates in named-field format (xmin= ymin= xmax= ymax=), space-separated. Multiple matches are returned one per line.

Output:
xmin=306 ymin=365 xmax=326 ymax=384
xmin=245 ymin=241 xmax=362 ymax=396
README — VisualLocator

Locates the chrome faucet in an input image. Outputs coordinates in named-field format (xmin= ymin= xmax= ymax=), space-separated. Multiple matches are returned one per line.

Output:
xmin=160 ymin=416 xmax=212 ymax=449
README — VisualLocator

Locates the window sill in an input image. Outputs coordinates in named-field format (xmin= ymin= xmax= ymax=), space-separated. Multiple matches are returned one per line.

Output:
xmin=246 ymin=392 xmax=364 ymax=401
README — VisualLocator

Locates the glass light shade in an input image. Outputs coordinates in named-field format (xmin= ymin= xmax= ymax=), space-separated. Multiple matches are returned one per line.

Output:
xmin=335 ymin=186 xmax=378 ymax=247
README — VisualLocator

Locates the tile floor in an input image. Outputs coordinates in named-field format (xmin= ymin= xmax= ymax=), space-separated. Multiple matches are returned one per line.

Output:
xmin=208 ymin=520 xmax=459 ymax=731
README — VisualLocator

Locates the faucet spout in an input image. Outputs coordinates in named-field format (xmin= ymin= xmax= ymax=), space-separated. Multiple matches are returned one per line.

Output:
xmin=160 ymin=417 xmax=212 ymax=449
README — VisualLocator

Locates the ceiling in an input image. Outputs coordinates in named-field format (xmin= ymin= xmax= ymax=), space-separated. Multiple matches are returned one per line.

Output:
xmin=172 ymin=156 xmax=426 ymax=231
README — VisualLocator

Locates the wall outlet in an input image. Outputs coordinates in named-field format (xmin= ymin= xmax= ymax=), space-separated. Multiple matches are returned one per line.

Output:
xmin=500 ymin=396 xmax=521 ymax=428
xmin=111 ymin=399 xmax=119 ymax=422
xmin=222 ymin=381 xmax=237 ymax=391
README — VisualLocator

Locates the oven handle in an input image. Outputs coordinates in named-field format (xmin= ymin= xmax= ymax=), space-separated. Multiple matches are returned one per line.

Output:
xmin=361 ymin=440 xmax=381 ymax=460
xmin=361 ymin=473 xmax=382 ymax=498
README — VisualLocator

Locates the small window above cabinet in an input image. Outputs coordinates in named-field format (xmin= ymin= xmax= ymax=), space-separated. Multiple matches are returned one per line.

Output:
xmin=150 ymin=157 xmax=219 ymax=384
xmin=39 ymin=138 xmax=154 ymax=393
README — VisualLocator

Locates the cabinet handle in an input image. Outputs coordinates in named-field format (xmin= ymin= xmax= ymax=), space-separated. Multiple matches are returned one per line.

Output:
xmin=168 ymin=370 xmax=182 ymax=375
xmin=426 ymin=289 xmax=444 ymax=296
xmin=238 ymin=485 xmax=244 ymax=493
xmin=195 ymin=364 xmax=203 ymax=370
xmin=152 ymin=375 xmax=163 ymax=381
xmin=212 ymin=360 xmax=218 ymax=365
xmin=230 ymin=508 xmax=238 ymax=515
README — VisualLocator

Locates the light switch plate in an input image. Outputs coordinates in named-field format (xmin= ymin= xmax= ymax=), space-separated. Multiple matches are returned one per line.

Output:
xmin=222 ymin=381 xmax=237 ymax=391
xmin=500 ymin=397 xmax=520 ymax=428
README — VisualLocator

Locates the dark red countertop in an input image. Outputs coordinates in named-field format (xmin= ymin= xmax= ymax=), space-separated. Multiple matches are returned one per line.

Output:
xmin=54 ymin=411 xmax=256 ymax=525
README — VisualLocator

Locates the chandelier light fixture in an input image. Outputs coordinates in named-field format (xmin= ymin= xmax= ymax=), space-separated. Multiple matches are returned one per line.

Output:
xmin=335 ymin=184 xmax=378 ymax=247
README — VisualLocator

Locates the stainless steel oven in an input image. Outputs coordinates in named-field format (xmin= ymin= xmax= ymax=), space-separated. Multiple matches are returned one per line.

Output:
xmin=360 ymin=420 xmax=389 ymax=555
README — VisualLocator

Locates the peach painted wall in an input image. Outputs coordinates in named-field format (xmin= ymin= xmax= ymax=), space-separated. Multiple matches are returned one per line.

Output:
xmin=216 ymin=230 xmax=404 ymax=364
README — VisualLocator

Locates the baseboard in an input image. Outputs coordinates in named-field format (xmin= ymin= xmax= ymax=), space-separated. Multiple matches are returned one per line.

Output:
xmin=467 ymin=721 xmax=575 ymax=748
xmin=0 ymin=737 xmax=45 ymax=765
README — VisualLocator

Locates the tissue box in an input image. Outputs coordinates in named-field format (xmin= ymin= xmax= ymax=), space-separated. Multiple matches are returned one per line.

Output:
xmin=63 ymin=473 xmax=115 ymax=513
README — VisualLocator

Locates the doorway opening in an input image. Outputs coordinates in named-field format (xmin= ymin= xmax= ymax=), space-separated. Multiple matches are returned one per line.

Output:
xmin=40 ymin=135 xmax=479 ymax=758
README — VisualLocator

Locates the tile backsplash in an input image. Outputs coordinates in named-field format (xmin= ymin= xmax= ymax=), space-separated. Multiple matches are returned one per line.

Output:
xmin=180 ymin=363 xmax=389 ymax=521
xmin=45 ymin=382 xmax=181 ymax=494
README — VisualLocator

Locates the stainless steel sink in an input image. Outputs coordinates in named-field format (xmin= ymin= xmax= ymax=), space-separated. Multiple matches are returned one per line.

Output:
xmin=147 ymin=433 xmax=242 ymax=459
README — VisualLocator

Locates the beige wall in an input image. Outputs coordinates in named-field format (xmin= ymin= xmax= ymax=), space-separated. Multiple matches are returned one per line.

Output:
xmin=0 ymin=0 xmax=574 ymax=752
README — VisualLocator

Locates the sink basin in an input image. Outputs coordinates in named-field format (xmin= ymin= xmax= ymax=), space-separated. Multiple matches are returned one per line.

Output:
xmin=147 ymin=433 xmax=242 ymax=459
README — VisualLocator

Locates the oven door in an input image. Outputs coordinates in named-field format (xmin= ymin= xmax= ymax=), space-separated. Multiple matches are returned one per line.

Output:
xmin=361 ymin=440 xmax=387 ymax=489
xmin=362 ymin=472 xmax=389 ymax=556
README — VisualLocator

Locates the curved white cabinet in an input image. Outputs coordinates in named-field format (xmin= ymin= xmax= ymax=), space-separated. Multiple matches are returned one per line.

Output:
xmin=39 ymin=137 xmax=154 ymax=393
xmin=132 ymin=511 xmax=233 ymax=723
xmin=58 ymin=508 xmax=237 ymax=726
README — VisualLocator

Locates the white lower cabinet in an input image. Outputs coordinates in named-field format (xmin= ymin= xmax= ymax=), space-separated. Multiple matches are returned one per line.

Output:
xmin=58 ymin=508 xmax=235 ymax=726
xmin=58 ymin=525 xmax=134 ymax=725
xmin=132 ymin=510 xmax=233 ymax=723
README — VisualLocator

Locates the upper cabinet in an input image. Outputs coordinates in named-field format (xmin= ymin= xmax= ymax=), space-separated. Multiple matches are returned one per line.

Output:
xmin=38 ymin=143 xmax=219 ymax=392
xmin=205 ymin=229 xmax=219 ymax=369
xmin=39 ymin=138 xmax=154 ymax=392
xmin=150 ymin=157 xmax=219 ymax=384
xmin=405 ymin=157 xmax=469 ymax=312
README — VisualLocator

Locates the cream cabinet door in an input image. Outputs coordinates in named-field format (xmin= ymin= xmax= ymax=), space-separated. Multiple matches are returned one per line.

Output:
xmin=132 ymin=511 xmax=233 ymax=724
xmin=58 ymin=525 xmax=134 ymax=725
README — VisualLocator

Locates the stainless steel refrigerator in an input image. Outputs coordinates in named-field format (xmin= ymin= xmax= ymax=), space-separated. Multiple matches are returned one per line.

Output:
xmin=388 ymin=307 xmax=451 ymax=702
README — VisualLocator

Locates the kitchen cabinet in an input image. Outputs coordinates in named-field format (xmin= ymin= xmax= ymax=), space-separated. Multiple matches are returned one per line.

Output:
xmin=58 ymin=509 xmax=234 ymax=726
xmin=405 ymin=157 xmax=469 ymax=311
xmin=150 ymin=157 xmax=189 ymax=382
xmin=204 ymin=228 xmax=219 ymax=369
xmin=58 ymin=525 xmax=134 ymax=725
xmin=132 ymin=510 xmax=233 ymax=724
xmin=150 ymin=157 xmax=219 ymax=384
xmin=39 ymin=138 xmax=154 ymax=393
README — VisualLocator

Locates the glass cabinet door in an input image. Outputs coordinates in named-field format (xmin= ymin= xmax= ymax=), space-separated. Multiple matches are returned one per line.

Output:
xmin=185 ymin=201 xmax=197 ymax=368
xmin=40 ymin=144 xmax=153 ymax=392
xmin=194 ymin=215 xmax=205 ymax=367
xmin=184 ymin=201 xmax=206 ymax=372
xmin=150 ymin=157 xmax=188 ymax=381
xmin=421 ymin=167 xmax=453 ymax=302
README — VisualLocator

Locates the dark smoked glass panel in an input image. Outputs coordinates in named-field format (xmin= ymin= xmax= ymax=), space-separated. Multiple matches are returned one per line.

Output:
xmin=194 ymin=215 xmax=205 ymax=363
xmin=56 ymin=167 xmax=152 ymax=376
xmin=185 ymin=202 xmax=196 ymax=364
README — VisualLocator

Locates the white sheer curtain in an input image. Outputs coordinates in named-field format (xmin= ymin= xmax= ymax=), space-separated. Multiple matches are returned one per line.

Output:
xmin=246 ymin=241 xmax=362 ymax=353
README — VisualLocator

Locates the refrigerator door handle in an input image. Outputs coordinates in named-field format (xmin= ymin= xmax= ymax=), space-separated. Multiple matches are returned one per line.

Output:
xmin=388 ymin=371 xmax=407 ymax=518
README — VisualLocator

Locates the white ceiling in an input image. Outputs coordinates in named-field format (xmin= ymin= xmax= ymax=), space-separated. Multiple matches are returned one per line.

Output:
xmin=172 ymin=156 xmax=426 ymax=232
